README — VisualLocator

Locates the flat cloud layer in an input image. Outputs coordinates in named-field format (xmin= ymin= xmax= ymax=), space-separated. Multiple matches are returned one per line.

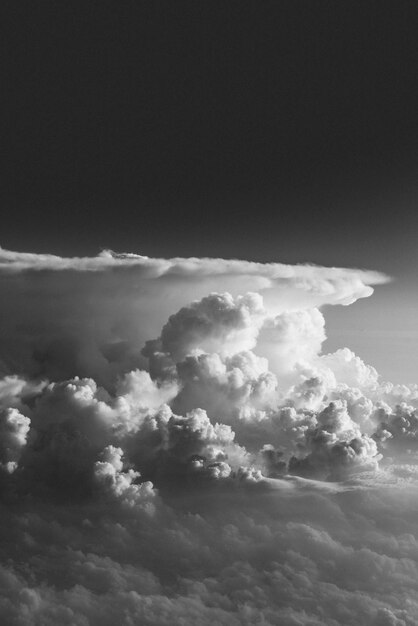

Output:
xmin=2 ymin=248 xmax=418 ymax=625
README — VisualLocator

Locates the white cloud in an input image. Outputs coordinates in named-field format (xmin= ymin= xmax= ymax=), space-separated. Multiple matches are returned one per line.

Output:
xmin=1 ymin=248 xmax=417 ymax=625
xmin=0 ymin=247 xmax=388 ymax=385
xmin=0 ymin=407 xmax=30 ymax=473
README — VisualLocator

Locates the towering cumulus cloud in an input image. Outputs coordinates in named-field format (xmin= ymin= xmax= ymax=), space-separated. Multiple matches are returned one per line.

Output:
xmin=1 ymin=247 xmax=418 ymax=625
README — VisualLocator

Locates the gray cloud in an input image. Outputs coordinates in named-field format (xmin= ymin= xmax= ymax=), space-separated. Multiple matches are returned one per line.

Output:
xmin=1 ymin=249 xmax=417 ymax=625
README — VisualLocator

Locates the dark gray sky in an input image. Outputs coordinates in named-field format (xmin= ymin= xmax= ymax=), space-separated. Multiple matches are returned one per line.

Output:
xmin=2 ymin=1 xmax=417 ymax=381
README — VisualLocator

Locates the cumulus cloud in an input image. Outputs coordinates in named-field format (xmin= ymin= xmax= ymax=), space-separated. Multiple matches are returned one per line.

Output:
xmin=1 ymin=248 xmax=418 ymax=625
xmin=0 ymin=407 xmax=30 ymax=473
xmin=0 ymin=246 xmax=387 ymax=385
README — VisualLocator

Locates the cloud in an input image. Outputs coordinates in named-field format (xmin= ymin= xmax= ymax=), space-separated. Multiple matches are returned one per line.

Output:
xmin=0 ymin=407 xmax=30 ymax=473
xmin=2 ymin=248 xmax=418 ymax=625
xmin=0 ymin=247 xmax=388 ymax=385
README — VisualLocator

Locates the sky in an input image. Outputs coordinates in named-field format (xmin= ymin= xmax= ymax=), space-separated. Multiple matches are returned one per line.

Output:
xmin=1 ymin=3 xmax=418 ymax=624
xmin=2 ymin=1 xmax=418 ymax=382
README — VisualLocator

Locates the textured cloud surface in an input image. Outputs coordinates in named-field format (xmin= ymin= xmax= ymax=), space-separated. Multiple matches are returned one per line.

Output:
xmin=2 ymin=249 xmax=418 ymax=625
